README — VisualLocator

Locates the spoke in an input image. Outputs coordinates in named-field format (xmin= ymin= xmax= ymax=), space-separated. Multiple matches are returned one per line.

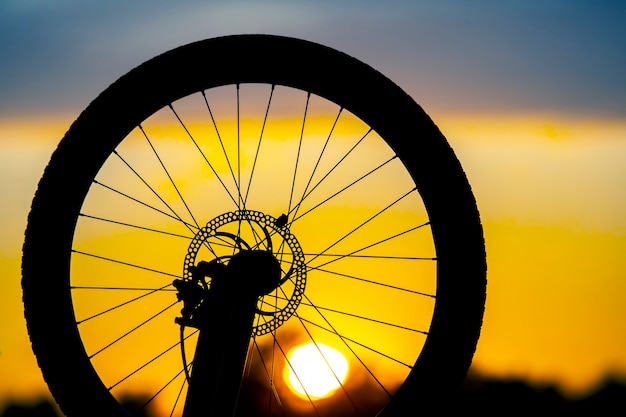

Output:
xmin=257 ymin=298 xmax=293 ymax=319
xmin=303 ymin=253 xmax=435 ymax=261
xmin=288 ymin=127 xmax=373 ymax=224
xmin=290 ymin=311 xmax=361 ymax=414
xmin=271 ymin=334 xmax=322 ymax=416
xmin=78 ymin=213 xmax=193 ymax=240
xmin=92 ymin=180 xmax=197 ymax=229
xmin=287 ymin=92 xmax=310 ymax=213
xmin=291 ymin=155 xmax=397 ymax=224
xmin=259 ymin=293 xmax=427 ymax=336
xmin=258 ymin=252 xmax=434 ymax=307
xmin=311 ymin=220 xmax=431 ymax=271
xmin=112 ymin=150 xmax=193 ymax=228
xmin=169 ymin=102 xmax=240 ymax=208
xmin=234 ymin=216 xmax=269 ymax=255
xmin=232 ymin=131 xmax=388 ymax=251
xmin=71 ymin=285 xmax=176 ymax=292
xmin=200 ymin=90 xmax=242 ymax=208
xmin=307 ymin=187 xmax=416 ymax=265
xmin=250 ymin=339 xmax=286 ymax=415
xmin=71 ymin=249 xmax=180 ymax=279
xmin=91 ymin=180 xmax=209 ymax=257
xmin=259 ymin=251 xmax=434 ymax=298
xmin=88 ymin=301 xmax=179 ymax=359
xmin=139 ymin=124 xmax=201 ymax=228
xmin=74 ymin=282 xmax=174 ymax=324
xmin=306 ymin=266 xmax=435 ymax=298
xmin=300 ymin=292 xmax=393 ymax=398
xmin=290 ymin=106 xmax=343 ymax=222
xmin=261 ymin=294 xmax=283 ymax=415
xmin=252 ymin=336 xmax=285 ymax=415
xmin=299 ymin=299 xmax=428 ymax=335
xmin=237 ymin=84 xmax=242 ymax=209
xmin=244 ymin=84 xmax=275 ymax=206
xmin=255 ymin=285 xmax=326 ymax=413
xmin=261 ymin=285 xmax=392 ymax=406
xmin=202 ymin=90 xmax=239 ymax=199
xmin=298 ymin=316 xmax=413 ymax=368
xmin=142 ymin=365 xmax=189 ymax=413
xmin=108 ymin=329 xmax=198 ymax=390
xmin=169 ymin=375 xmax=188 ymax=417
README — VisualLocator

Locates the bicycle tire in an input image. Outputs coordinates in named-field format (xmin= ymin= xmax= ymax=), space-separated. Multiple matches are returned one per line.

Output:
xmin=22 ymin=34 xmax=486 ymax=416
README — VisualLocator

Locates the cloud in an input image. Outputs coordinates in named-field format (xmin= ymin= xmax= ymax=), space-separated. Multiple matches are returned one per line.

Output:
xmin=0 ymin=1 xmax=624 ymax=119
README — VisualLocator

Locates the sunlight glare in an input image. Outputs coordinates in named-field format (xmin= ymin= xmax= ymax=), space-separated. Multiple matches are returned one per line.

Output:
xmin=285 ymin=343 xmax=349 ymax=399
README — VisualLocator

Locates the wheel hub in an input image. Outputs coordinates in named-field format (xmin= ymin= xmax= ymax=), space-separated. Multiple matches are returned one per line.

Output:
xmin=174 ymin=210 xmax=306 ymax=335
xmin=226 ymin=250 xmax=282 ymax=296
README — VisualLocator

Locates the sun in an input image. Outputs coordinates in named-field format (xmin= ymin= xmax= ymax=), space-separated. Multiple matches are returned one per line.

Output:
xmin=285 ymin=342 xmax=349 ymax=399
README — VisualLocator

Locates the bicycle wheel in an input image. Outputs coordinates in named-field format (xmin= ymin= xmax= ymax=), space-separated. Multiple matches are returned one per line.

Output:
xmin=22 ymin=35 xmax=486 ymax=417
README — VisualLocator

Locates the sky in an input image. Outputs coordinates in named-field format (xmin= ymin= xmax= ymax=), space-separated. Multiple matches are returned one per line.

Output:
xmin=1 ymin=0 xmax=625 ymax=413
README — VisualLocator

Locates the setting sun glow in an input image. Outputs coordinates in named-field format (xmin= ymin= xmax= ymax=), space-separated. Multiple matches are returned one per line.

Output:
xmin=285 ymin=343 xmax=349 ymax=399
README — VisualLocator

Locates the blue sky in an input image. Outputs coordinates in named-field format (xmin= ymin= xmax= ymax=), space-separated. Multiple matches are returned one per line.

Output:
xmin=1 ymin=0 xmax=625 ymax=119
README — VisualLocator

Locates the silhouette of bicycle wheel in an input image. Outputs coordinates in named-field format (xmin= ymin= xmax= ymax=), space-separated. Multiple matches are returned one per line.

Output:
xmin=22 ymin=35 xmax=486 ymax=417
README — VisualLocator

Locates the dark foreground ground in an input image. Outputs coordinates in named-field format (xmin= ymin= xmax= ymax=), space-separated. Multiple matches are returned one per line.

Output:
xmin=2 ymin=373 xmax=625 ymax=416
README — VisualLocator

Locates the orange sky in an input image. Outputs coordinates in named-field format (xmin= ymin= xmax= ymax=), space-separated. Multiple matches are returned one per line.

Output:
xmin=1 ymin=113 xmax=625 ymax=408
xmin=1 ymin=1 xmax=625 ymax=413
xmin=440 ymin=115 xmax=626 ymax=396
